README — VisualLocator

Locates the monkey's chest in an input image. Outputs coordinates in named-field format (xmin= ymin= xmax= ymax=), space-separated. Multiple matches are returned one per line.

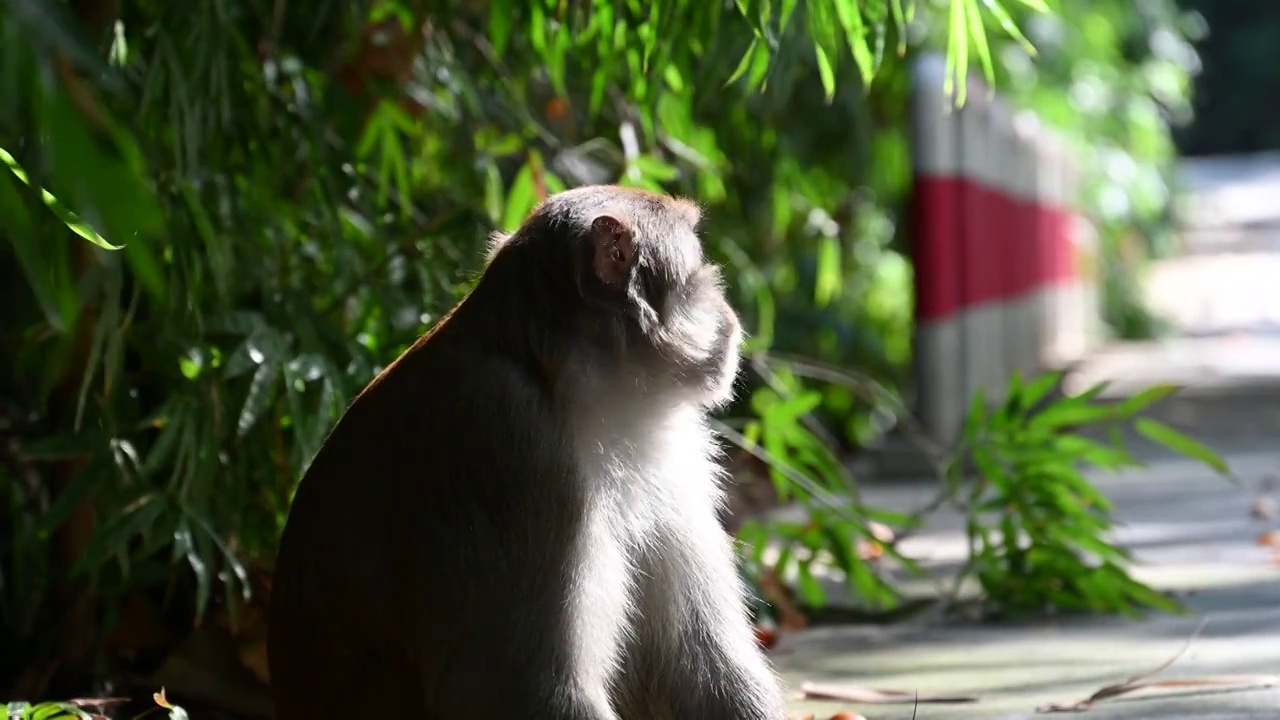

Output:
xmin=570 ymin=415 xmax=719 ymax=535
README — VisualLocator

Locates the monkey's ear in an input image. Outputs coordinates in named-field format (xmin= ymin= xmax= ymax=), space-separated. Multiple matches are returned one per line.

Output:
xmin=588 ymin=215 xmax=635 ymax=289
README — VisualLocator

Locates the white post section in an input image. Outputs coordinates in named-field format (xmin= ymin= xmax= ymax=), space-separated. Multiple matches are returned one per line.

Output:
xmin=956 ymin=75 xmax=999 ymax=410
xmin=909 ymin=53 xmax=964 ymax=446
xmin=1059 ymin=152 xmax=1098 ymax=361
xmin=1010 ymin=111 xmax=1042 ymax=381
xmin=987 ymin=95 xmax=1018 ymax=389
xmin=1036 ymin=129 xmax=1064 ymax=368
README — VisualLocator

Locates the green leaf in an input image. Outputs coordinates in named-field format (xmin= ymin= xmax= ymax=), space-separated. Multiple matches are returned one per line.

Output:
xmin=813 ymin=235 xmax=842 ymax=306
xmin=980 ymin=0 xmax=1038 ymax=56
xmin=889 ymin=0 xmax=908 ymax=55
xmin=796 ymin=559 xmax=827 ymax=606
xmin=831 ymin=0 xmax=876 ymax=84
xmin=945 ymin=0 xmax=971 ymax=104
xmin=489 ymin=0 xmax=513 ymax=57
xmin=726 ymin=37 xmax=761 ymax=87
xmin=1051 ymin=434 xmax=1136 ymax=473
xmin=237 ymin=361 xmax=280 ymax=437
xmin=1114 ymin=383 xmax=1179 ymax=418
xmin=1134 ymin=418 xmax=1230 ymax=476
xmin=965 ymin=0 xmax=996 ymax=86
xmin=501 ymin=158 xmax=539 ymax=232
xmin=72 ymin=494 xmax=167 ymax=577
xmin=960 ymin=385 xmax=988 ymax=442
xmin=1027 ymin=397 xmax=1115 ymax=431
xmin=1012 ymin=0 xmax=1051 ymax=12
xmin=1017 ymin=370 xmax=1064 ymax=413
xmin=806 ymin=0 xmax=841 ymax=101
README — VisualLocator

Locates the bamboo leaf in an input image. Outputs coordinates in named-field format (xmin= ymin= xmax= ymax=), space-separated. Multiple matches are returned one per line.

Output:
xmin=237 ymin=361 xmax=280 ymax=438
xmin=1134 ymin=418 xmax=1231 ymax=476
xmin=831 ymin=0 xmax=876 ymax=84
xmin=965 ymin=0 xmax=996 ymax=86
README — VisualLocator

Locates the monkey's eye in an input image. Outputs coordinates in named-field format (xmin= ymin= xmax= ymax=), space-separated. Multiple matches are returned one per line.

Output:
xmin=609 ymin=245 xmax=624 ymax=263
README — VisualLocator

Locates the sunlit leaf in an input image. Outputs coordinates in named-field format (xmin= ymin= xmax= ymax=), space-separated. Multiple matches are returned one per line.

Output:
xmin=1134 ymin=418 xmax=1231 ymax=476
xmin=1114 ymin=383 xmax=1179 ymax=417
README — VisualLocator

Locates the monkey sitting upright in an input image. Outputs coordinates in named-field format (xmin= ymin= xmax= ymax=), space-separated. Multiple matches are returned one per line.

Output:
xmin=267 ymin=185 xmax=788 ymax=719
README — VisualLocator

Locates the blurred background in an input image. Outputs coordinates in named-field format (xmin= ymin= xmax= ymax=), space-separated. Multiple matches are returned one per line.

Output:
xmin=3 ymin=0 xmax=1280 ymax=717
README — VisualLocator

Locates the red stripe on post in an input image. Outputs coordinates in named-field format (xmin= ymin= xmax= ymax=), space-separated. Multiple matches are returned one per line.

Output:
xmin=1032 ymin=197 xmax=1053 ymax=290
xmin=914 ymin=178 xmax=1060 ymax=318
xmin=911 ymin=176 xmax=963 ymax=320
xmin=1045 ymin=207 xmax=1079 ymax=282
xmin=961 ymin=180 xmax=995 ymax=307
xmin=988 ymin=190 xmax=1019 ymax=298
xmin=1009 ymin=196 xmax=1035 ymax=296
xmin=962 ymin=181 xmax=1024 ymax=307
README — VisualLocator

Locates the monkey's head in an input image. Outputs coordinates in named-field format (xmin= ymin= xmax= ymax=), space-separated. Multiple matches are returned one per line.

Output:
xmin=484 ymin=185 xmax=743 ymax=409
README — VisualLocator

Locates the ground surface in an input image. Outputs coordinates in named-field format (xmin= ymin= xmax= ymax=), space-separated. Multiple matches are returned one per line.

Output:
xmin=774 ymin=450 xmax=1280 ymax=719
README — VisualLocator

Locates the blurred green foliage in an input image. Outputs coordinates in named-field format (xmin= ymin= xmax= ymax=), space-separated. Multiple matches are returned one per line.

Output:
xmin=0 ymin=0 xmax=1212 ymax=697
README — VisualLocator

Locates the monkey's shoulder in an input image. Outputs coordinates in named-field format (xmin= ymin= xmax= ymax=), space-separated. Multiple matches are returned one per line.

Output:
xmin=312 ymin=342 xmax=572 ymax=480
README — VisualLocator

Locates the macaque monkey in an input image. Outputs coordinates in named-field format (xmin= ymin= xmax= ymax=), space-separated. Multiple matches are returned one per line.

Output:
xmin=268 ymin=185 xmax=787 ymax=719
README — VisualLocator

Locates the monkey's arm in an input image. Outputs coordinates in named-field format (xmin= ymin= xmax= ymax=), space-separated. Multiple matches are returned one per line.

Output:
xmin=617 ymin=504 xmax=787 ymax=720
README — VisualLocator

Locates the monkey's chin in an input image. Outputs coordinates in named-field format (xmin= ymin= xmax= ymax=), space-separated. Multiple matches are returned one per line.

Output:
xmin=699 ymin=325 xmax=743 ymax=410
xmin=701 ymin=366 xmax=740 ymax=410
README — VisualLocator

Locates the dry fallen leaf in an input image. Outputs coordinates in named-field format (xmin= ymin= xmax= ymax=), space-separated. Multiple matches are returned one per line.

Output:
xmin=828 ymin=712 xmax=868 ymax=720
xmin=799 ymin=681 xmax=978 ymax=704
xmin=1258 ymin=530 xmax=1280 ymax=548
xmin=1037 ymin=675 xmax=1280 ymax=713
xmin=1034 ymin=619 xmax=1278 ymax=713
xmin=154 ymin=687 xmax=175 ymax=709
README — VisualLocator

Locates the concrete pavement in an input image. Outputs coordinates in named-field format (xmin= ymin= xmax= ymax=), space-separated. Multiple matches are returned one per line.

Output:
xmin=773 ymin=449 xmax=1280 ymax=719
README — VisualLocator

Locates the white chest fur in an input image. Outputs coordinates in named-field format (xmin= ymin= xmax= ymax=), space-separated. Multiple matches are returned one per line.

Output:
xmin=562 ymin=386 xmax=728 ymax=696
xmin=571 ymin=393 xmax=725 ymax=533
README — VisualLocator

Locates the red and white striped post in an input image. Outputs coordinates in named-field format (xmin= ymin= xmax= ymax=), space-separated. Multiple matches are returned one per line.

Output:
xmin=908 ymin=53 xmax=1097 ymax=446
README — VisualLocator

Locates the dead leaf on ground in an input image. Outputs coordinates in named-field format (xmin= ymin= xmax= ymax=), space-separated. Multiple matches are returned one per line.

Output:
xmin=1257 ymin=530 xmax=1280 ymax=548
xmin=1037 ymin=675 xmax=1280 ymax=713
xmin=1035 ymin=618 xmax=1277 ymax=713
xmin=799 ymin=680 xmax=978 ymax=704
xmin=789 ymin=713 xmax=868 ymax=720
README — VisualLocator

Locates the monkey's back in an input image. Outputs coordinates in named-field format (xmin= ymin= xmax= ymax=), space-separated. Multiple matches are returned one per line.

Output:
xmin=268 ymin=325 xmax=589 ymax=718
